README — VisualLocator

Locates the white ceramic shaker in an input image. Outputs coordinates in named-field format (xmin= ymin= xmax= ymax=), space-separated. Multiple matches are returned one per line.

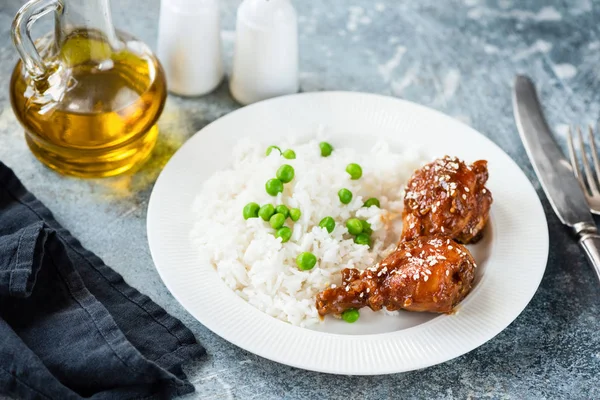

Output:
xmin=229 ymin=0 xmax=299 ymax=105
xmin=157 ymin=0 xmax=224 ymax=96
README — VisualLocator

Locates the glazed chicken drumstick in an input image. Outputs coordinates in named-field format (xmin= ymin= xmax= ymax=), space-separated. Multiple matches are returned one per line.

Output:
xmin=401 ymin=156 xmax=492 ymax=244
xmin=316 ymin=236 xmax=476 ymax=316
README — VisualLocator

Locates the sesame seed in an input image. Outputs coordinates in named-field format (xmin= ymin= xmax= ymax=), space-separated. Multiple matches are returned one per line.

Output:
xmin=413 ymin=273 xmax=420 ymax=281
xmin=345 ymin=286 xmax=350 ymax=292
xmin=482 ymin=189 xmax=487 ymax=194
xmin=441 ymin=226 xmax=445 ymax=233
xmin=366 ymin=288 xmax=370 ymax=293
xmin=331 ymin=284 xmax=337 ymax=288
xmin=462 ymin=194 xmax=467 ymax=200
xmin=464 ymin=187 xmax=470 ymax=192
xmin=425 ymin=269 xmax=432 ymax=275
xmin=446 ymin=270 xmax=450 ymax=276
xmin=424 ymin=275 xmax=429 ymax=282
xmin=359 ymin=292 xmax=364 ymax=298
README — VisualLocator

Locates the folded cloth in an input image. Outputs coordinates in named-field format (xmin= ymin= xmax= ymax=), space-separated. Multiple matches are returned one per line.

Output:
xmin=0 ymin=162 xmax=204 ymax=399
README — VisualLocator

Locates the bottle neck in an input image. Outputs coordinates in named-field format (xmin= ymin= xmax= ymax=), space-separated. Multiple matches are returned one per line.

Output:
xmin=55 ymin=0 xmax=121 ymax=56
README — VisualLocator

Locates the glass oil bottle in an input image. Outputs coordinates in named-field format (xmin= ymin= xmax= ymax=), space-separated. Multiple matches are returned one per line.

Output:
xmin=10 ymin=0 xmax=167 ymax=177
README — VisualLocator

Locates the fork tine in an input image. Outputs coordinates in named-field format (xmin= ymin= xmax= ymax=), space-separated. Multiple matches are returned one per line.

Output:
xmin=577 ymin=126 xmax=600 ymax=195
xmin=568 ymin=126 xmax=583 ymax=184
xmin=588 ymin=124 xmax=600 ymax=189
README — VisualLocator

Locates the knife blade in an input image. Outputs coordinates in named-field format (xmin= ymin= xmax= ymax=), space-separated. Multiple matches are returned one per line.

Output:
xmin=512 ymin=75 xmax=594 ymax=229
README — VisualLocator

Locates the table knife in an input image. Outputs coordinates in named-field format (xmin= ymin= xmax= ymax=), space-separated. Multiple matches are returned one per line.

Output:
xmin=513 ymin=75 xmax=600 ymax=281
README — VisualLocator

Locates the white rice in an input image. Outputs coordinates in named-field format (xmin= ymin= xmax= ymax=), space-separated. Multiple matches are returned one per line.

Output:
xmin=191 ymin=136 xmax=424 ymax=327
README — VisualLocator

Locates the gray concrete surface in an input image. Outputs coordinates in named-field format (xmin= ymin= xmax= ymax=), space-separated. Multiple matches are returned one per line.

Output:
xmin=1 ymin=0 xmax=599 ymax=398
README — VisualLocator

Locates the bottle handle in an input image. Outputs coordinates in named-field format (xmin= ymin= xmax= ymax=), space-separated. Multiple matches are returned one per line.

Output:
xmin=12 ymin=0 xmax=64 ymax=80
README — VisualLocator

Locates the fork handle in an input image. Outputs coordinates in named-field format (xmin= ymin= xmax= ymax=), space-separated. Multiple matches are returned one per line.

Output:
xmin=579 ymin=232 xmax=600 ymax=282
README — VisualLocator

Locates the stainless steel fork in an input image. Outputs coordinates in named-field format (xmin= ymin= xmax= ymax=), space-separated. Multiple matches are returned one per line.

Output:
xmin=567 ymin=125 xmax=600 ymax=215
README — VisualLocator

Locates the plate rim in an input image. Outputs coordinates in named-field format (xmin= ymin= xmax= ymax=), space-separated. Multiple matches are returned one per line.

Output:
xmin=147 ymin=91 xmax=549 ymax=375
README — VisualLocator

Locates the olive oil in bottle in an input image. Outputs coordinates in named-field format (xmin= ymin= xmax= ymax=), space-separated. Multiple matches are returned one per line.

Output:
xmin=10 ymin=0 xmax=167 ymax=178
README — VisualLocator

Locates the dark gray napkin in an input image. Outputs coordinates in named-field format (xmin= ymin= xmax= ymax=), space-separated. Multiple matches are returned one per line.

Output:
xmin=0 ymin=161 xmax=204 ymax=399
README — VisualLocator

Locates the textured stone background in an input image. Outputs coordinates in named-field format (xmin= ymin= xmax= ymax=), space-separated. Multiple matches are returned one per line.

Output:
xmin=1 ymin=0 xmax=600 ymax=398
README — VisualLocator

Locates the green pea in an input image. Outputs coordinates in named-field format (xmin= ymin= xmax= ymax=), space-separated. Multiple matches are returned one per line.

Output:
xmin=266 ymin=145 xmax=281 ymax=156
xmin=341 ymin=308 xmax=360 ymax=323
xmin=258 ymin=204 xmax=275 ymax=221
xmin=363 ymin=197 xmax=380 ymax=208
xmin=346 ymin=163 xmax=363 ymax=180
xmin=354 ymin=233 xmax=371 ymax=246
xmin=265 ymin=178 xmax=284 ymax=196
xmin=289 ymin=208 xmax=302 ymax=221
xmin=319 ymin=142 xmax=333 ymax=157
xmin=346 ymin=218 xmax=363 ymax=235
xmin=296 ymin=252 xmax=317 ymax=271
xmin=243 ymin=202 xmax=260 ymax=219
xmin=276 ymin=227 xmax=292 ymax=243
xmin=282 ymin=149 xmax=296 ymax=159
xmin=338 ymin=188 xmax=353 ymax=204
xmin=360 ymin=220 xmax=373 ymax=235
xmin=275 ymin=205 xmax=289 ymax=218
xmin=269 ymin=213 xmax=286 ymax=229
xmin=276 ymin=164 xmax=295 ymax=183
xmin=319 ymin=216 xmax=335 ymax=233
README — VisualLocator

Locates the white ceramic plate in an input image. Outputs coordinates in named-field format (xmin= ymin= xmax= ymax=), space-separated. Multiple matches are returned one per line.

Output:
xmin=147 ymin=92 xmax=548 ymax=375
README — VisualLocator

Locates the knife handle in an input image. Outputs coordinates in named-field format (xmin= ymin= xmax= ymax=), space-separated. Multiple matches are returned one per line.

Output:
xmin=579 ymin=232 xmax=600 ymax=282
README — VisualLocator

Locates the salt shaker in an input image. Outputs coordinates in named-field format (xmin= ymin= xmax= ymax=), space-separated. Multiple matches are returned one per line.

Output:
xmin=157 ymin=0 xmax=224 ymax=96
xmin=229 ymin=0 xmax=299 ymax=105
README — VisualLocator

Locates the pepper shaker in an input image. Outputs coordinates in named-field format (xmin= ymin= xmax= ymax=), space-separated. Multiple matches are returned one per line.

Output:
xmin=229 ymin=0 xmax=299 ymax=105
xmin=157 ymin=0 xmax=224 ymax=96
